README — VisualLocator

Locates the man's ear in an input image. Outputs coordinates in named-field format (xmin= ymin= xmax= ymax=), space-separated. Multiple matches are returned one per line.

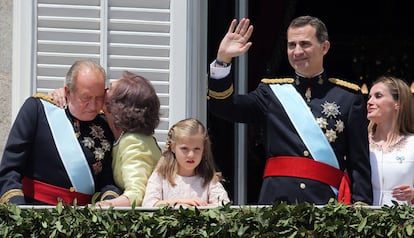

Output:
xmin=322 ymin=41 xmax=330 ymax=53
xmin=64 ymin=86 xmax=70 ymax=96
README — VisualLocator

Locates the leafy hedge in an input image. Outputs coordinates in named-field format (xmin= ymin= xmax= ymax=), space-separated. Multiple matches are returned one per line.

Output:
xmin=0 ymin=199 xmax=413 ymax=237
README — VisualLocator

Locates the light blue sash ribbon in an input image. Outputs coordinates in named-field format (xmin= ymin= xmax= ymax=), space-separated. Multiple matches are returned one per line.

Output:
xmin=41 ymin=100 xmax=95 ymax=195
xmin=269 ymin=84 xmax=339 ymax=169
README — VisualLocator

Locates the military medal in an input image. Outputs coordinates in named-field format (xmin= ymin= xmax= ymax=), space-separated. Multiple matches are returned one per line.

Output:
xmin=321 ymin=101 xmax=341 ymax=118
xmin=319 ymin=101 xmax=343 ymax=143
xmin=325 ymin=129 xmax=337 ymax=143
xmin=305 ymin=87 xmax=312 ymax=103
xmin=335 ymin=120 xmax=344 ymax=133
xmin=73 ymin=119 xmax=81 ymax=138
xmin=316 ymin=117 xmax=328 ymax=129
xmin=317 ymin=75 xmax=324 ymax=85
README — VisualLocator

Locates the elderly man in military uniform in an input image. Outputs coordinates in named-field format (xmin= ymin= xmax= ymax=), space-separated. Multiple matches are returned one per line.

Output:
xmin=208 ymin=16 xmax=372 ymax=205
xmin=0 ymin=59 xmax=120 ymax=205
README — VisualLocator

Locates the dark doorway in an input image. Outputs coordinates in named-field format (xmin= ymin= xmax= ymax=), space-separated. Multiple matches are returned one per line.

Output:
xmin=207 ymin=0 xmax=414 ymax=204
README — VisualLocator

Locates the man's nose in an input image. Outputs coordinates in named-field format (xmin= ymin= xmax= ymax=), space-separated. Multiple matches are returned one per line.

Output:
xmin=293 ymin=45 xmax=304 ymax=54
xmin=87 ymin=98 xmax=101 ymax=110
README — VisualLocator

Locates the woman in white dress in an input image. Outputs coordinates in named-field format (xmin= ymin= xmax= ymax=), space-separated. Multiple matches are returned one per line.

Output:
xmin=367 ymin=76 xmax=414 ymax=206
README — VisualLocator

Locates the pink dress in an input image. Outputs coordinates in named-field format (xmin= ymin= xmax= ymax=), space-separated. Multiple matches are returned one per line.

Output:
xmin=142 ymin=172 xmax=230 ymax=207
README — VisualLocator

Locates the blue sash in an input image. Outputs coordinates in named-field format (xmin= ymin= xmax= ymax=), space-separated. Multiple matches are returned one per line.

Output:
xmin=41 ymin=100 xmax=95 ymax=195
xmin=269 ymin=84 xmax=339 ymax=169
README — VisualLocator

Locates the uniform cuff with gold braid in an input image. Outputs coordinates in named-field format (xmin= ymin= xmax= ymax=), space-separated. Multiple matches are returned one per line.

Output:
xmin=215 ymin=59 xmax=231 ymax=67
xmin=100 ymin=190 xmax=120 ymax=201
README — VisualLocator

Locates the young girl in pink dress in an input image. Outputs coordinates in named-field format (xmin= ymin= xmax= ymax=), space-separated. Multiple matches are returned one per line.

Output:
xmin=142 ymin=118 xmax=230 ymax=207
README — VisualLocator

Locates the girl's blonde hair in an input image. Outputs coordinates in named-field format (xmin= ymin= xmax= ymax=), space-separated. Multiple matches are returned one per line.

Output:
xmin=155 ymin=118 xmax=221 ymax=187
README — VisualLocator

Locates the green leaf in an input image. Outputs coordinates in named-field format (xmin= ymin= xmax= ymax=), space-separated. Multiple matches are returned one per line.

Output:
xmin=357 ymin=216 xmax=367 ymax=232
xmin=56 ymin=202 xmax=63 ymax=215
xmin=406 ymin=225 xmax=413 ymax=236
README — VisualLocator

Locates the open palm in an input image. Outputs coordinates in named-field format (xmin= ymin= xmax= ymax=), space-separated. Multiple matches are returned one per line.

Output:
xmin=217 ymin=18 xmax=254 ymax=62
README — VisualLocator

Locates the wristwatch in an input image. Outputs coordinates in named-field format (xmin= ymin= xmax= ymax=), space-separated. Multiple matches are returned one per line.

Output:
xmin=215 ymin=59 xmax=231 ymax=67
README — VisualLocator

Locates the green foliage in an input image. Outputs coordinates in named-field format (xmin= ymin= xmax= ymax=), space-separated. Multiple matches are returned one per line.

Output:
xmin=0 ymin=200 xmax=414 ymax=237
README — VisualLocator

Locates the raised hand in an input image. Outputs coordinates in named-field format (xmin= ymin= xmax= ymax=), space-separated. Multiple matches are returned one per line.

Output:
xmin=217 ymin=18 xmax=254 ymax=63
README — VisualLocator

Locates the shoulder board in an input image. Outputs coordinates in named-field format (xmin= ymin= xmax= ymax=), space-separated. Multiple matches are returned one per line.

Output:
xmin=328 ymin=78 xmax=360 ymax=92
xmin=261 ymin=78 xmax=294 ymax=84
xmin=33 ymin=93 xmax=57 ymax=105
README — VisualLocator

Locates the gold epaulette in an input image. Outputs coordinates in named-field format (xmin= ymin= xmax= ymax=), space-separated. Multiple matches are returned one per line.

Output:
xmin=208 ymin=84 xmax=234 ymax=100
xmin=33 ymin=93 xmax=57 ymax=105
xmin=328 ymin=78 xmax=361 ymax=92
xmin=261 ymin=78 xmax=294 ymax=84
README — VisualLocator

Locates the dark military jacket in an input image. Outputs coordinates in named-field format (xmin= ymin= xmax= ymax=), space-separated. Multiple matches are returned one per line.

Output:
xmin=0 ymin=95 xmax=119 ymax=205
xmin=208 ymin=71 xmax=373 ymax=205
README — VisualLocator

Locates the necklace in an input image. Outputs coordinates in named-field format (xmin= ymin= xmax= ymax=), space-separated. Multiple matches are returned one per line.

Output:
xmin=370 ymin=135 xmax=405 ymax=153
xmin=113 ymin=131 xmax=125 ymax=146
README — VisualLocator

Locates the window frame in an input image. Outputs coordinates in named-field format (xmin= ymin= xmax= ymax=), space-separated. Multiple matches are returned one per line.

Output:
xmin=12 ymin=0 xmax=208 ymax=146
